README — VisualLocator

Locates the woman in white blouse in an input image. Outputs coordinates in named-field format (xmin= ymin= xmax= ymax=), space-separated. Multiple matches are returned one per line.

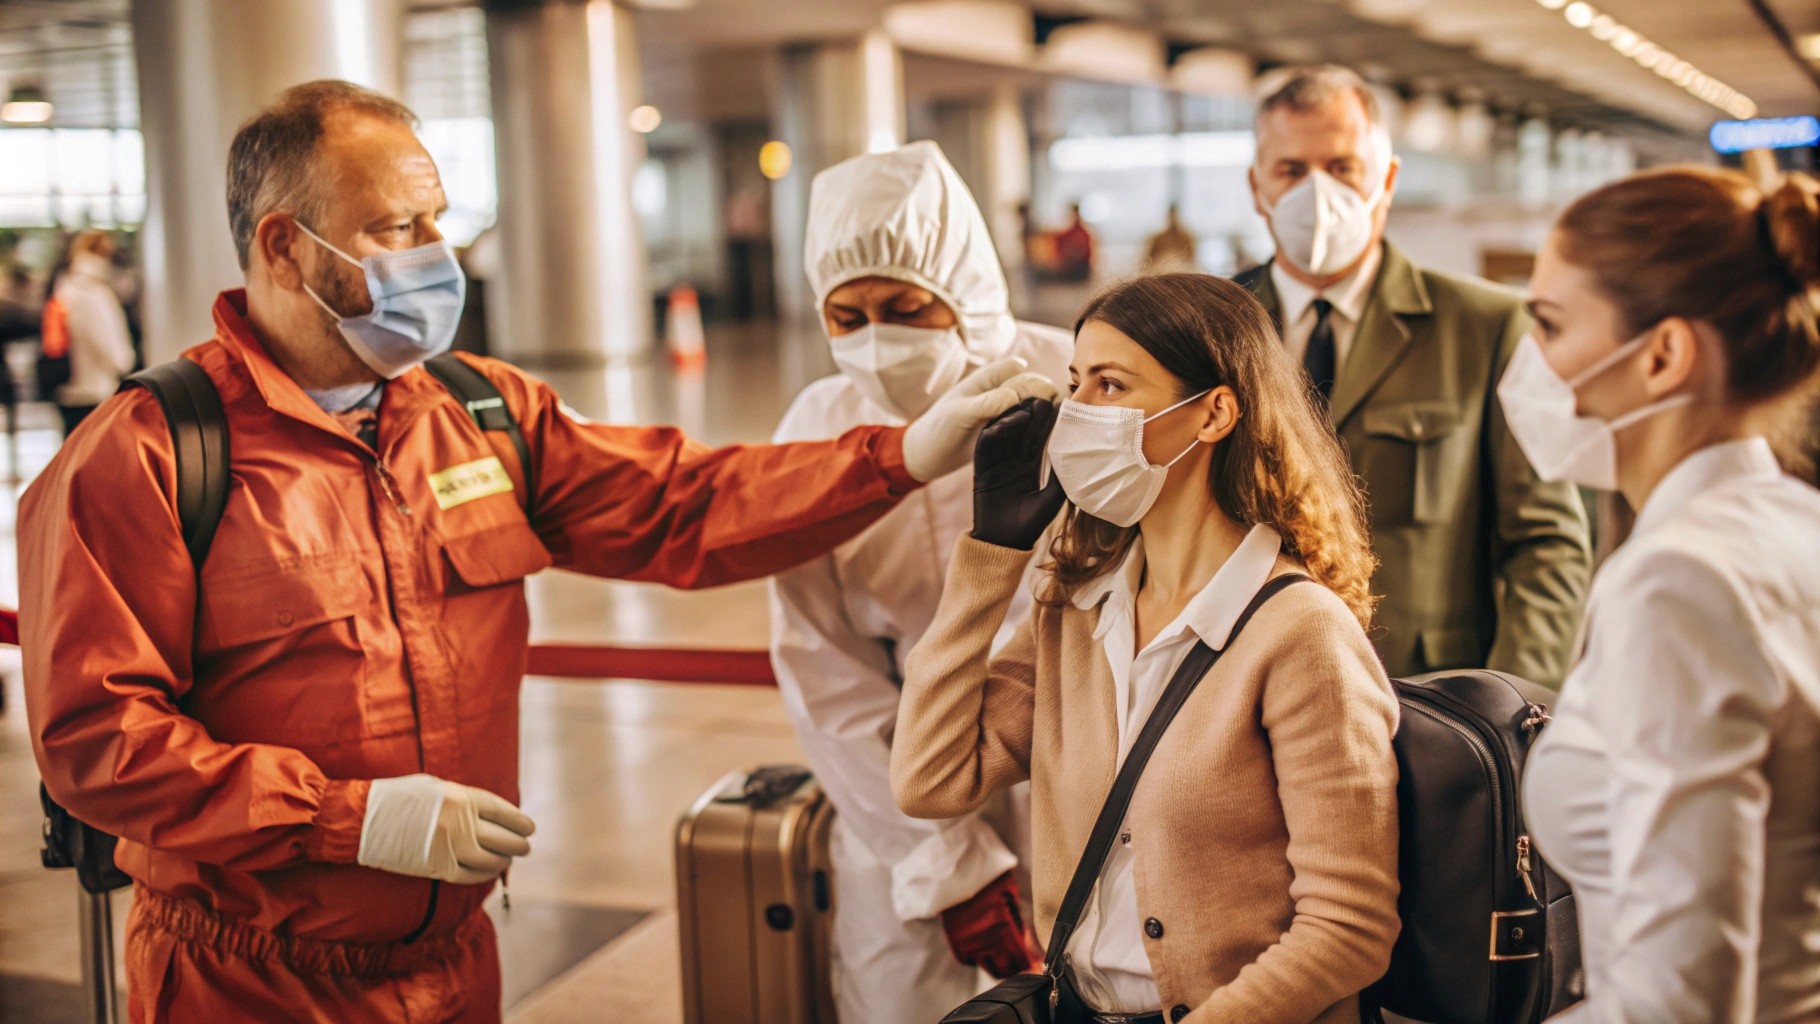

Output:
xmin=1503 ymin=166 xmax=1820 ymax=1021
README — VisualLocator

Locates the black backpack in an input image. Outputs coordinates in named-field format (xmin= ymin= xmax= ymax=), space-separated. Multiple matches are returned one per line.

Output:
xmin=1365 ymin=670 xmax=1582 ymax=1024
xmin=38 ymin=353 xmax=532 ymax=895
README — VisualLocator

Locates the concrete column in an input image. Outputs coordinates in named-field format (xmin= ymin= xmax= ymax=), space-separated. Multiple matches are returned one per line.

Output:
xmin=769 ymin=30 xmax=904 ymax=329
xmin=131 ymin=0 xmax=405 ymax=362
xmin=980 ymin=83 xmax=1029 ymax=291
xmin=484 ymin=0 xmax=650 ymax=372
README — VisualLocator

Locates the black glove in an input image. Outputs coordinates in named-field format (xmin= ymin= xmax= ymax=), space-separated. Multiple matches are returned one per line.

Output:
xmin=972 ymin=397 xmax=1066 ymax=550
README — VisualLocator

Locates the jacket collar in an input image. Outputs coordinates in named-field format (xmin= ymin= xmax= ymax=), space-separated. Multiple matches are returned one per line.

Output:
xmin=207 ymin=289 xmax=451 ymax=455
xmin=1632 ymin=437 xmax=1781 ymax=539
xmin=1249 ymin=241 xmax=1432 ymax=429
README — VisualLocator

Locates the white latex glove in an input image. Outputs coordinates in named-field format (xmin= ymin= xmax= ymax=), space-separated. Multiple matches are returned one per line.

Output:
xmin=902 ymin=358 xmax=1060 ymax=483
xmin=357 ymin=774 xmax=536 ymax=885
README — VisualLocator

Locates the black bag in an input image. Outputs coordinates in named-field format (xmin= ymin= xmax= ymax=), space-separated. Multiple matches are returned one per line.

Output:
xmin=941 ymin=575 xmax=1313 ymax=1024
xmin=1364 ymin=670 xmax=1582 ymax=1024
xmin=35 ymin=355 xmax=532 ymax=894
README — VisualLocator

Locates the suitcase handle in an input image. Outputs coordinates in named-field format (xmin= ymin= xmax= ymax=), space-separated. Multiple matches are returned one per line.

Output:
xmin=715 ymin=765 xmax=813 ymax=807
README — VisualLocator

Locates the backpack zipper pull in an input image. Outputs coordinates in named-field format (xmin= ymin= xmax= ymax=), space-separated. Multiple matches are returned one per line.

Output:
xmin=1516 ymin=835 xmax=1540 ymax=904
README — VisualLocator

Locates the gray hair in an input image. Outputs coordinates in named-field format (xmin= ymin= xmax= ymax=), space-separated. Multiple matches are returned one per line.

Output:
xmin=1253 ymin=65 xmax=1393 ymax=165
xmin=225 ymin=80 xmax=419 ymax=270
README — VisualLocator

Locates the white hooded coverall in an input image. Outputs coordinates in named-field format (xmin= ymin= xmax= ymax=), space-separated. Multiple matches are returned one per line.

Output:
xmin=769 ymin=141 xmax=1071 ymax=1024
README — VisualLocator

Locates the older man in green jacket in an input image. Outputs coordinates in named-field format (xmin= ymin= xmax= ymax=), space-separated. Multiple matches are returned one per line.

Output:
xmin=1240 ymin=65 xmax=1591 ymax=686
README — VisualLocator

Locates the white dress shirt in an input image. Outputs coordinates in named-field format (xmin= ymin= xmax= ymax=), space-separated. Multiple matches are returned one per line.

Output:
xmin=1270 ymin=243 xmax=1382 ymax=376
xmin=1065 ymin=524 xmax=1285 ymax=1013
xmin=1522 ymin=438 xmax=1820 ymax=1023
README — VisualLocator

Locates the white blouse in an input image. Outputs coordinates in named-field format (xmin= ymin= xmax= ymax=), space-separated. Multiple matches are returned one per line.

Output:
xmin=1522 ymin=438 xmax=1820 ymax=1022
xmin=1065 ymin=524 xmax=1284 ymax=1014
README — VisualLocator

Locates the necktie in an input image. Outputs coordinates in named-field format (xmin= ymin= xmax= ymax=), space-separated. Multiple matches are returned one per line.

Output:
xmin=1304 ymin=298 xmax=1336 ymax=402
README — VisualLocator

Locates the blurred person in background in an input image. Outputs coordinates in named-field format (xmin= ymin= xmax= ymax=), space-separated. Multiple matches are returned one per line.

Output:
xmin=20 ymin=81 xmax=1051 ymax=1024
xmin=1239 ymin=64 xmax=1591 ymax=685
xmin=1053 ymin=202 xmax=1096 ymax=283
xmin=770 ymin=140 xmax=1071 ymax=1024
xmin=1516 ymin=168 xmax=1820 ymax=1022
xmin=1143 ymin=204 xmax=1199 ymax=271
xmin=48 ymin=228 xmax=135 ymax=436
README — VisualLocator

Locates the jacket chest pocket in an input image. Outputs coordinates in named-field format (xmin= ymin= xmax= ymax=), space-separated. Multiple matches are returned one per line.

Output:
xmin=436 ymin=522 xmax=552 ymax=718
xmin=438 ymin=521 xmax=553 ymax=594
xmin=196 ymin=558 xmax=371 ymax=743
xmin=1360 ymin=401 xmax=1464 ymax=526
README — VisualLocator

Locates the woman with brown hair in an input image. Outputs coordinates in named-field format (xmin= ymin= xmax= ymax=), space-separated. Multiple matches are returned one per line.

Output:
xmin=891 ymin=272 xmax=1400 ymax=1024
xmin=1511 ymin=167 xmax=1820 ymax=1022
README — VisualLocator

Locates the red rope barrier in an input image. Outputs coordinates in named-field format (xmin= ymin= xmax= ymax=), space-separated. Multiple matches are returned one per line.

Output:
xmin=526 ymin=644 xmax=776 ymax=686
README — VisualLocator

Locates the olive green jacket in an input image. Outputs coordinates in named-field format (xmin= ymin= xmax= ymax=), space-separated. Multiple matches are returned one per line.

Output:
xmin=1240 ymin=243 xmax=1591 ymax=686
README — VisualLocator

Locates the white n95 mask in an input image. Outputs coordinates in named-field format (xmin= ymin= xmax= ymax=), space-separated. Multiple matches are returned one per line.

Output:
xmin=298 ymin=223 xmax=466 ymax=380
xmin=1261 ymin=169 xmax=1385 ymax=279
xmin=830 ymin=322 xmax=970 ymax=420
xmin=1497 ymin=332 xmax=1693 ymax=491
xmin=1044 ymin=391 xmax=1210 ymax=527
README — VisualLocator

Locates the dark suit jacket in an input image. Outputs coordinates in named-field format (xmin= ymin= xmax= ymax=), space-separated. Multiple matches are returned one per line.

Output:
xmin=1239 ymin=243 xmax=1591 ymax=685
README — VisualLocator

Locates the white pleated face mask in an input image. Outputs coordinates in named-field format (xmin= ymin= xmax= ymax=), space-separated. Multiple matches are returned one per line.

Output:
xmin=829 ymin=321 xmax=971 ymax=420
xmin=1044 ymin=390 xmax=1210 ymax=527
xmin=1497 ymin=332 xmax=1694 ymax=491
xmin=1260 ymin=169 xmax=1386 ymax=279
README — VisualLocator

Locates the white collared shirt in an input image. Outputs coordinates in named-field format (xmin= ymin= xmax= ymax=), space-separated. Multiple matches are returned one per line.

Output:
xmin=1522 ymin=437 xmax=1820 ymax=1022
xmin=1270 ymin=244 xmax=1382 ymax=378
xmin=1065 ymin=524 xmax=1285 ymax=1013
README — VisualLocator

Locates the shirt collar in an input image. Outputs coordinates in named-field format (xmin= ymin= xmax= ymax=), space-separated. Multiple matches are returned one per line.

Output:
xmin=1632 ymin=436 xmax=1782 ymax=538
xmin=1270 ymin=243 xmax=1383 ymax=327
xmin=1074 ymin=523 xmax=1285 ymax=649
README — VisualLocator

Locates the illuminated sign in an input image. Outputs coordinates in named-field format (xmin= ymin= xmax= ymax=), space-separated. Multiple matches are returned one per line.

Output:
xmin=1710 ymin=116 xmax=1820 ymax=154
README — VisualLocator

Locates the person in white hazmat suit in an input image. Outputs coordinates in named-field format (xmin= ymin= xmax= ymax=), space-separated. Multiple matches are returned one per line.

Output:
xmin=769 ymin=140 xmax=1072 ymax=1023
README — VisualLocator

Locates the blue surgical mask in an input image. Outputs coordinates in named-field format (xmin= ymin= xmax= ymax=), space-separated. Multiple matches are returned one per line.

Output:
xmin=297 ymin=222 xmax=466 ymax=379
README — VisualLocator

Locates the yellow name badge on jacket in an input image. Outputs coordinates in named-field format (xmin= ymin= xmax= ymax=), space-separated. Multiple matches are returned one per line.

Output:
xmin=430 ymin=456 xmax=514 ymax=510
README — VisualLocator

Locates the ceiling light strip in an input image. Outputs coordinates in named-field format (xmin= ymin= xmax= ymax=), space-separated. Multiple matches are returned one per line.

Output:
xmin=1540 ymin=0 xmax=1758 ymax=118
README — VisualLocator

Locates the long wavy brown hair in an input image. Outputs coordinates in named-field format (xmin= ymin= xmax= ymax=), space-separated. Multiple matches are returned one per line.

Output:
xmin=1041 ymin=273 xmax=1379 ymax=629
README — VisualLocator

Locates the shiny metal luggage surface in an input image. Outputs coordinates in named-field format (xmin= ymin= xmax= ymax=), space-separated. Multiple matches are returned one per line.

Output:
xmin=676 ymin=765 xmax=837 ymax=1024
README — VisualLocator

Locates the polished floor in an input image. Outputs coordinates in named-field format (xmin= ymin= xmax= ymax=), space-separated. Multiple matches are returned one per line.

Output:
xmin=0 ymin=323 xmax=879 ymax=1024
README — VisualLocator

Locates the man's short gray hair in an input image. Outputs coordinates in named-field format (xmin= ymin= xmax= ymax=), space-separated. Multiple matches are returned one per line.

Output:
xmin=1252 ymin=64 xmax=1394 ymax=168
xmin=226 ymin=80 xmax=419 ymax=270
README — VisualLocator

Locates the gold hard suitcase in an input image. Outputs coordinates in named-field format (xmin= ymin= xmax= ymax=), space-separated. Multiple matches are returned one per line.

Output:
xmin=675 ymin=765 xmax=838 ymax=1024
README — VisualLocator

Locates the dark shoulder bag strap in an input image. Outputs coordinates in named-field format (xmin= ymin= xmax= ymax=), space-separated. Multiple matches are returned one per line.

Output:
xmin=121 ymin=359 xmax=230 ymax=571
xmin=422 ymin=353 xmax=536 ymax=515
xmin=1042 ymin=572 xmax=1316 ymax=974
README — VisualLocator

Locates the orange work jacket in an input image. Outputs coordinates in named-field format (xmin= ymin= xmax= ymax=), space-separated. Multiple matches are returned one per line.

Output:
xmin=20 ymin=289 xmax=920 ymax=950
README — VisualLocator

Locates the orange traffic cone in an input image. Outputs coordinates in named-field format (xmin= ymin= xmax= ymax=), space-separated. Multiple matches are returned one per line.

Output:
xmin=666 ymin=284 xmax=707 ymax=372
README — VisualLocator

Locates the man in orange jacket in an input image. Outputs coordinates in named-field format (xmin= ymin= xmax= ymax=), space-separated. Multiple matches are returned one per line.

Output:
xmin=18 ymin=80 xmax=1053 ymax=1024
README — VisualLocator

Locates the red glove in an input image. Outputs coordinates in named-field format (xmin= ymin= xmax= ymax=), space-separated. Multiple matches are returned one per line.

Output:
xmin=941 ymin=871 xmax=1037 ymax=979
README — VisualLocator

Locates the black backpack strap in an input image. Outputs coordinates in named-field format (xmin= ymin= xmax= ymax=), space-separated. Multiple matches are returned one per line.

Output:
xmin=1042 ymin=572 xmax=1315 ymax=972
xmin=422 ymin=354 xmax=536 ymax=514
xmin=122 ymin=359 xmax=229 ymax=571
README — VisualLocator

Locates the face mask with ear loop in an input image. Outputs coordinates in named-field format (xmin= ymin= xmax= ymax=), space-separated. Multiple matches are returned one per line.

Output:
xmin=1497 ymin=331 xmax=1695 ymax=491
xmin=1043 ymin=390 xmax=1212 ymax=527
xmin=296 ymin=222 xmax=467 ymax=380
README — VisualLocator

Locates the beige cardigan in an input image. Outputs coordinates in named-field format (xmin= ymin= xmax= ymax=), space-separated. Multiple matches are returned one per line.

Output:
xmin=891 ymin=536 xmax=1401 ymax=1024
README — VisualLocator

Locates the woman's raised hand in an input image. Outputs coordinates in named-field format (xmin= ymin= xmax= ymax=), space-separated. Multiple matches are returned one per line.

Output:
xmin=971 ymin=396 xmax=1066 ymax=550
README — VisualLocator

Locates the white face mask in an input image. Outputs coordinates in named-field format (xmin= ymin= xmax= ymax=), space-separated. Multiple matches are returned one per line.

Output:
xmin=829 ymin=322 xmax=971 ymax=420
xmin=1044 ymin=390 xmax=1210 ymax=528
xmin=1497 ymin=332 xmax=1694 ymax=491
xmin=1260 ymin=169 xmax=1386 ymax=279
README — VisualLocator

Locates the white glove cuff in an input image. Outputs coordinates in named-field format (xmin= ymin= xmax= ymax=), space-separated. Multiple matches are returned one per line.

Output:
xmin=357 ymin=774 xmax=445 ymax=874
xmin=889 ymin=820 xmax=1019 ymax=922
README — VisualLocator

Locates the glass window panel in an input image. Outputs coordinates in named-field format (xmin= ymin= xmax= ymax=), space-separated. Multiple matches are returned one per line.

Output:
xmin=54 ymin=130 xmax=116 ymax=195
xmin=0 ymin=130 xmax=52 ymax=193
